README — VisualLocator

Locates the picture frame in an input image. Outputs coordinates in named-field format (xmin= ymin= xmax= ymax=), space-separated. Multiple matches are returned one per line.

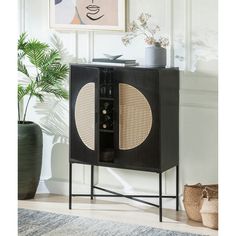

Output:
xmin=49 ymin=0 xmax=126 ymax=31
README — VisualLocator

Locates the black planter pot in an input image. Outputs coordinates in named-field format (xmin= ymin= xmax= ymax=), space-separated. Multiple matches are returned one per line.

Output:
xmin=18 ymin=121 xmax=43 ymax=200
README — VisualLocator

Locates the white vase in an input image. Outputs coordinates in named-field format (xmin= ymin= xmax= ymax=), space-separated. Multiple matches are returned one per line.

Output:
xmin=145 ymin=46 xmax=166 ymax=67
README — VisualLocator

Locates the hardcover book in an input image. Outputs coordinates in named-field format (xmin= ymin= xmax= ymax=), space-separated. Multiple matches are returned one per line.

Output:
xmin=92 ymin=58 xmax=137 ymax=66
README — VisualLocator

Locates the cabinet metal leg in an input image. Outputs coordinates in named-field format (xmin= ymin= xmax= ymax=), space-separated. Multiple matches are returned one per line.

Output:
xmin=69 ymin=162 xmax=72 ymax=209
xmin=159 ymin=172 xmax=162 ymax=222
xmin=69 ymin=163 xmax=178 ymax=222
xmin=176 ymin=165 xmax=179 ymax=211
xmin=91 ymin=165 xmax=94 ymax=200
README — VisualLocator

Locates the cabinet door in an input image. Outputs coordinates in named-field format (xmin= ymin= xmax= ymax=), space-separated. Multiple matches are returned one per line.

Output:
xmin=114 ymin=68 xmax=160 ymax=171
xmin=70 ymin=65 xmax=99 ymax=164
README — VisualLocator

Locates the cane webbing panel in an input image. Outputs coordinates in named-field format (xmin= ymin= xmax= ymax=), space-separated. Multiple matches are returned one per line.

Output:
xmin=119 ymin=83 xmax=152 ymax=150
xmin=75 ymin=83 xmax=95 ymax=150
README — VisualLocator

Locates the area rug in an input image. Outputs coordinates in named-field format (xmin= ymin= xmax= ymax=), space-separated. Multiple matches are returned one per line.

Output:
xmin=18 ymin=208 xmax=205 ymax=236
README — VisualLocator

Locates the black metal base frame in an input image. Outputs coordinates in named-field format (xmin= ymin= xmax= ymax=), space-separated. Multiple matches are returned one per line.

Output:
xmin=69 ymin=164 xmax=179 ymax=222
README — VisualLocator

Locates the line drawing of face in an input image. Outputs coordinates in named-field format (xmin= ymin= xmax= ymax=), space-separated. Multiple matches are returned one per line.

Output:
xmin=86 ymin=0 xmax=104 ymax=21
xmin=76 ymin=0 xmax=118 ymax=26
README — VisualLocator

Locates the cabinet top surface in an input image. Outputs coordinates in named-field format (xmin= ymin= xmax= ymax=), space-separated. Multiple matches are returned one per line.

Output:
xmin=70 ymin=63 xmax=179 ymax=71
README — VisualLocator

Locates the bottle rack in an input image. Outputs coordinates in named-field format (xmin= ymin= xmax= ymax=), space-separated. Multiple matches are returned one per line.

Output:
xmin=99 ymin=69 xmax=115 ymax=163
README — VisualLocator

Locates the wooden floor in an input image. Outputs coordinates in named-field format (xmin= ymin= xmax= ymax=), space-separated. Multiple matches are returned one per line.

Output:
xmin=18 ymin=194 xmax=218 ymax=236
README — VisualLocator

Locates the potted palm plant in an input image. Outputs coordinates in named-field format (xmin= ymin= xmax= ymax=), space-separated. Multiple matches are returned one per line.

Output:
xmin=18 ymin=33 xmax=69 ymax=199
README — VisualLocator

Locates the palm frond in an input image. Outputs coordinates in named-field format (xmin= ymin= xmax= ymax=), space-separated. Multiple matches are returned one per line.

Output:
xmin=40 ymin=63 xmax=69 ymax=85
xmin=18 ymin=83 xmax=31 ymax=101
xmin=39 ymin=49 xmax=60 ymax=69
xmin=18 ymin=59 xmax=29 ymax=77
xmin=39 ymin=83 xmax=68 ymax=100
xmin=18 ymin=51 xmax=26 ymax=61
xmin=26 ymin=39 xmax=48 ymax=51
xmin=18 ymin=32 xmax=28 ymax=51
xmin=18 ymin=85 xmax=26 ymax=101
xmin=31 ymin=91 xmax=44 ymax=102
xmin=24 ymin=40 xmax=49 ymax=68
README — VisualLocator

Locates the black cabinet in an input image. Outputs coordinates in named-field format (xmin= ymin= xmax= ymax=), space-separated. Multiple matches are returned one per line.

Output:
xmin=69 ymin=64 xmax=179 ymax=222
xmin=70 ymin=65 xmax=179 ymax=172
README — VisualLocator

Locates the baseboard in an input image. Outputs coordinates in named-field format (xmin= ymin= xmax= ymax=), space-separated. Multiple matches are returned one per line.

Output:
xmin=37 ymin=178 xmax=89 ymax=195
xmin=37 ymin=179 xmax=50 ymax=194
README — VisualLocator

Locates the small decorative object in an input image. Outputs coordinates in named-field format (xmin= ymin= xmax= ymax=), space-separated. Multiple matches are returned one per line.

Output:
xmin=122 ymin=13 xmax=169 ymax=67
xmin=183 ymin=183 xmax=218 ymax=222
xmin=200 ymin=187 xmax=218 ymax=229
xmin=18 ymin=33 xmax=69 ymax=199
xmin=50 ymin=0 xmax=126 ymax=31
xmin=103 ymin=54 xmax=123 ymax=60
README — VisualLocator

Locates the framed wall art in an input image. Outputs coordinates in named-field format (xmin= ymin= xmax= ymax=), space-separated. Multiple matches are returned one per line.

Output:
xmin=49 ymin=0 xmax=126 ymax=31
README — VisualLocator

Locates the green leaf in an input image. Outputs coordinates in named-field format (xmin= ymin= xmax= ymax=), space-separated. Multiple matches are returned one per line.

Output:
xmin=32 ymin=91 xmax=44 ymax=102
xmin=18 ymin=83 xmax=31 ymax=101
xmin=39 ymin=83 xmax=68 ymax=100
xmin=18 ymin=59 xmax=29 ymax=77
xmin=40 ymin=49 xmax=61 ymax=68
xmin=18 ymin=32 xmax=28 ymax=51
xmin=24 ymin=39 xmax=49 ymax=68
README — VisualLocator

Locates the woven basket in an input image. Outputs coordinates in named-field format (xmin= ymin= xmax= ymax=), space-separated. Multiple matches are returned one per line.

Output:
xmin=200 ymin=187 xmax=218 ymax=229
xmin=183 ymin=183 xmax=218 ymax=222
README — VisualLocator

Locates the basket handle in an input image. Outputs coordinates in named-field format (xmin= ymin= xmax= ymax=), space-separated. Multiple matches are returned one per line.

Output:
xmin=201 ymin=188 xmax=210 ymax=200
xmin=205 ymin=186 xmax=218 ymax=193
xmin=201 ymin=187 xmax=218 ymax=200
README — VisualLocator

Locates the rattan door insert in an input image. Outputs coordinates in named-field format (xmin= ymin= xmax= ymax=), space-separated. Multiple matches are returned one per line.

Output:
xmin=119 ymin=83 xmax=152 ymax=150
xmin=74 ymin=82 xmax=95 ymax=150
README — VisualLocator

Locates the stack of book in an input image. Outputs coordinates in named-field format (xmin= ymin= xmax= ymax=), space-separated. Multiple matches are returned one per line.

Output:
xmin=92 ymin=58 xmax=138 ymax=67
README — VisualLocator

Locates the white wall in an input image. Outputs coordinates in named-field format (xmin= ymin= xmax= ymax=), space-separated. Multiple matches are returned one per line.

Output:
xmin=19 ymin=0 xmax=218 ymax=209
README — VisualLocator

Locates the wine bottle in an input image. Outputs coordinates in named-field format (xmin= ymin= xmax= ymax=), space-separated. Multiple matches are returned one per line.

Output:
xmin=101 ymin=121 xmax=113 ymax=130
xmin=101 ymin=114 xmax=112 ymax=129
xmin=102 ymin=122 xmax=108 ymax=129
xmin=101 ymin=102 xmax=111 ymax=115
xmin=100 ymin=86 xmax=106 ymax=96
xmin=107 ymin=85 xmax=113 ymax=97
